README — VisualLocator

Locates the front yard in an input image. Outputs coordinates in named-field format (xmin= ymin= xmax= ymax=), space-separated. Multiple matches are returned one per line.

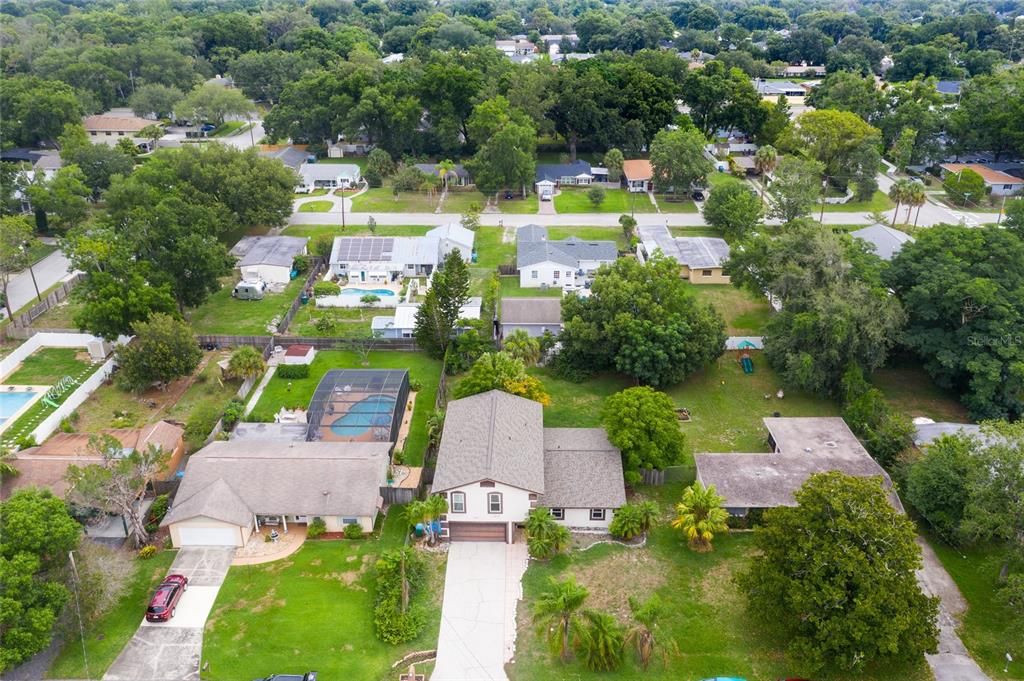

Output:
xmin=555 ymin=188 xmax=656 ymax=214
xmin=350 ymin=187 xmax=441 ymax=213
xmin=655 ymin=196 xmax=700 ymax=213
xmin=297 ymin=200 xmax=333 ymax=212
xmin=823 ymin=190 xmax=894 ymax=213
xmin=201 ymin=508 xmax=444 ymax=681
xmin=245 ymin=349 xmax=442 ymax=465
xmin=186 ymin=276 xmax=305 ymax=336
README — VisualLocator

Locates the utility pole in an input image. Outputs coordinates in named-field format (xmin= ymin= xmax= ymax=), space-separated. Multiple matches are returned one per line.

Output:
xmin=996 ymin=193 xmax=1007 ymax=226
xmin=68 ymin=550 xmax=91 ymax=681
xmin=818 ymin=178 xmax=827 ymax=224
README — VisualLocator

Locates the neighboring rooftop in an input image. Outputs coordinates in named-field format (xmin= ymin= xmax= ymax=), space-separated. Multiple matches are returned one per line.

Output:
xmin=258 ymin=145 xmax=309 ymax=170
xmin=940 ymin=163 xmax=1024 ymax=186
xmin=83 ymin=114 xmax=153 ymax=132
xmin=230 ymin=422 xmax=308 ymax=442
xmin=911 ymin=420 xmax=1006 ymax=448
xmin=500 ymin=297 xmax=563 ymax=325
xmin=414 ymin=163 xmax=471 ymax=180
xmin=540 ymin=428 xmax=627 ymax=509
xmin=850 ymin=224 xmax=915 ymax=261
xmin=516 ymin=225 xmax=617 ymax=268
xmin=935 ymin=80 xmax=962 ymax=96
xmin=231 ymin=236 xmax=309 ymax=268
xmin=536 ymin=160 xmax=592 ymax=182
xmin=622 ymin=159 xmax=653 ymax=181
xmin=639 ymin=226 xmax=730 ymax=269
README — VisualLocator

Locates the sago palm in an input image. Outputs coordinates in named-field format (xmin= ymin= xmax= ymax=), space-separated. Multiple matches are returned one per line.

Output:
xmin=526 ymin=507 xmax=571 ymax=559
xmin=533 ymin=575 xmax=589 ymax=663
xmin=574 ymin=609 xmax=625 ymax=672
xmin=671 ymin=482 xmax=729 ymax=552
xmin=625 ymin=594 xmax=677 ymax=669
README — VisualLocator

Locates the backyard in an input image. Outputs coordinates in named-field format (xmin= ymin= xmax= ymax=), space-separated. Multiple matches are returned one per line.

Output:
xmin=499 ymin=275 xmax=560 ymax=298
xmin=555 ymin=187 xmax=656 ymax=214
xmin=201 ymin=508 xmax=444 ymax=681
xmin=186 ymin=276 xmax=305 ymax=335
xmin=245 ymin=349 xmax=442 ymax=465
xmin=683 ymin=283 xmax=772 ymax=335
xmin=47 ymin=551 xmax=178 ymax=679
xmin=286 ymin=304 xmax=385 ymax=338
xmin=872 ymin=362 xmax=970 ymax=423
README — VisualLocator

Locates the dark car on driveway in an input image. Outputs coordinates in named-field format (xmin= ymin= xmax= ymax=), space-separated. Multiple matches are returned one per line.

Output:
xmin=146 ymin=574 xmax=188 ymax=622
xmin=254 ymin=674 xmax=317 ymax=681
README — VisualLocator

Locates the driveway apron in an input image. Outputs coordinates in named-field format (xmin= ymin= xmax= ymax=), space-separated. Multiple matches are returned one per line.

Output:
xmin=103 ymin=547 xmax=234 ymax=681
xmin=433 ymin=542 xmax=529 ymax=681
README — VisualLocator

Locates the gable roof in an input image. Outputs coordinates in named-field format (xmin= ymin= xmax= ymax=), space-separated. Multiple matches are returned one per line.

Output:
xmin=536 ymin=160 xmax=592 ymax=182
xmin=83 ymin=114 xmax=153 ymax=132
xmin=162 ymin=478 xmax=253 ymax=526
xmin=258 ymin=145 xmax=309 ymax=170
xmin=501 ymin=297 xmax=562 ymax=325
xmin=940 ymin=163 xmax=1024 ymax=186
xmin=516 ymin=224 xmax=617 ymax=268
xmin=426 ymin=222 xmax=475 ymax=250
xmin=622 ymin=159 xmax=653 ymax=181
xmin=232 ymin=236 xmax=308 ymax=268
xmin=851 ymin=224 xmax=915 ymax=261
xmin=299 ymin=162 xmax=360 ymax=182
xmin=432 ymin=390 xmax=545 ymax=493
xmin=540 ymin=429 xmax=626 ymax=509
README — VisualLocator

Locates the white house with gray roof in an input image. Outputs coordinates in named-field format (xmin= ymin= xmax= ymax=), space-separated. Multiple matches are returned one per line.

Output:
xmin=162 ymin=440 xmax=390 ymax=547
xmin=297 ymin=162 xmax=361 ymax=190
xmin=516 ymin=225 xmax=617 ymax=289
xmin=432 ymin=390 xmax=626 ymax=542
xmin=638 ymin=225 xmax=731 ymax=284
xmin=850 ymin=224 xmax=914 ymax=261
xmin=329 ymin=223 xmax=474 ymax=282
xmin=230 ymin=236 xmax=309 ymax=284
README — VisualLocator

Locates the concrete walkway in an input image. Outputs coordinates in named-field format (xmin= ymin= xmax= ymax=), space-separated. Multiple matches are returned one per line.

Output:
xmin=433 ymin=542 xmax=529 ymax=681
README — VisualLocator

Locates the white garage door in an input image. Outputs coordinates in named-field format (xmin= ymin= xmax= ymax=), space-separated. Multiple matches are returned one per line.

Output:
xmin=177 ymin=526 xmax=239 ymax=546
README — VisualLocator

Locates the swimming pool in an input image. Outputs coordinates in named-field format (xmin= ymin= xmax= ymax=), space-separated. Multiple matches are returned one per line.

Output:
xmin=330 ymin=394 xmax=398 ymax=437
xmin=0 ymin=389 xmax=39 ymax=426
xmin=340 ymin=288 xmax=396 ymax=297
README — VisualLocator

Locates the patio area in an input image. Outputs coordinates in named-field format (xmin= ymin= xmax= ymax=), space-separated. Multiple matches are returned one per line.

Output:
xmin=306 ymin=369 xmax=410 ymax=444
xmin=232 ymin=524 xmax=307 ymax=566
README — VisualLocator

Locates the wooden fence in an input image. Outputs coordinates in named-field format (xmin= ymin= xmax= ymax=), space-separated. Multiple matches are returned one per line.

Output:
xmin=195 ymin=334 xmax=419 ymax=352
xmin=639 ymin=465 xmax=697 ymax=486
xmin=380 ymin=485 xmax=418 ymax=505
xmin=5 ymin=273 xmax=84 ymax=331
xmin=277 ymin=257 xmax=327 ymax=334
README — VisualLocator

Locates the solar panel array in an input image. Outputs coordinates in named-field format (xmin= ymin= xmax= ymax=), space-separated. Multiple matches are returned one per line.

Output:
xmin=333 ymin=237 xmax=395 ymax=261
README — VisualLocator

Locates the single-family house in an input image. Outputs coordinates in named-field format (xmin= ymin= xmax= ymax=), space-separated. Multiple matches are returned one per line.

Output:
xmin=415 ymin=163 xmax=472 ymax=187
xmin=638 ymin=225 xmax=731 ymax=284
xmin=329 ymin=223 xmax=474 ymax=282
xmin=935 ymin=80 xmax=962 ymax=97
xmin=382 ymin=53 xmax=405 ymax=64
xmin=258 ymin=145 xmax=310 ymax=172
xmin=32 ymin=152 xmax=63 ymax=181
xmin=782 ymin=63 xmax=826 ymax=77
xmin=298 ymin=162 xmax=361 ymax=190
xmin=432 ymin=390 xmax=626 ymax=542
xmin=694 ymin=417 xmax=902 ymax=516
xmin=83 ymin=113 xmax=154 ymax=145
xmin=372 ymin=297 xmax=482 ymax=339
xmin=500 ymin=297 xmax=562 ymax=338
xmin=516 ymin=225 xmax=617 ymax=289
xmin=939 ymin=163 xmax=1024 ymax=197
xmin=753 ymin=79 xmax=807 ymax=97
xmin=622 ymin=160 xmax=654 ymax=193
xmin=496 ymin=38 xmax=537 ymax=58
xmin=230 ymin=236 xmax=309 ymax=285
xmin=161 ymin=440 xmax=390 ymax=547
xmin=536 ymin=161 xmax=595 ymax=187
xmin=850 ymin=224 xmax=915 ymax=261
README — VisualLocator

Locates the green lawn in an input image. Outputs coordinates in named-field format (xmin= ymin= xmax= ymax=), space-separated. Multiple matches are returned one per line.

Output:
xmin=872 ymin=362 xmax=969 ymax=422
xmin=530 ymin=357 xmax=839 ymax=459
xmin=211 ymin=121 xmax=246 ymax=137
xmin=287 ymin=304 xmax=385 ymax=338
xmin=823 ymin=190 xmax=894 ymax=213
xmin=492 ymin=193 xmax=539 ymax=213
xmin=282 ymin=224 xmax=431 ymax=239
xmin=297 ymin=200 xmax=333 ymax=213
xmin=926 ymin=536 xmax=1024 ymax=680
xmin=499 ymin=275 xmax=561 ymax=298
xmin=473 ymin=227 xmax=515 ymax=270
xmin=28 ymin=298 xmax=86 ymax=330
xmin=669 ymin=226 xmax=726 ymax=239
xmin=5 ymin=347 xmax=92 ymax=384
xmin=511 ymin=482 xmax=930 ymax=681
xmin=26 ymin=239 xmax=58 ymax=265
xmin=655 ymin=196 xmax=700 ymax=213
xmin=186 ymin=276 xmax=305 ymax=335
xmin=683 ymin=283 xmax=772 ymax=335
xmin=202 ymin=508 xmax=444 ymax=681
xmin=246 ymin=350 xmax=442 ymax=465
xmin=707 ymin=172 xmax=746 ymax=190
xmin=440 ymin=190 xmax=486 ymax=214
xmin=47 ymin=550 xmax=178 ymax=679
xmin=350 ymin=187 xmax=441 ymax=213
xmin=293 ymin=188 xmax=328 ymax=198
xmin=555 ymin=188 xmax=656 ymax=214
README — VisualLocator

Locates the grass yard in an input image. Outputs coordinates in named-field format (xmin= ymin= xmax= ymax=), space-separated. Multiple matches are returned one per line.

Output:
xmin=28 ymin=298 xmax=86 ymax=330
xmin=297 ymin=200 xmax=333 ymax=213
xmin=555 ymin=188 xmax=656 ymax=214
xmin=246 ymin=350 xmax=442 ymax=465
xmin=492 ymin=193 xmax=539 ymax=213
xmin=187 ymin=276 xmax=304 ymax=335
xmin=350 ymin=187 xmax=441 ymax=213
xmin=655 ymin=196 xmax=700 ymax=213
xmin=823 ymin=190 xmax=894 ymax=213
xmin=293 ymin=188 xmax=328 ymax=198
xmin=926 ymin=536 xmax=1024 ymax=680
xmin=510 ymin=482 xmax=930 ymax=681
xmin=202 ymin=508 xmax=444 ymax=681
xmin=707 ymin=172 xmax=746 ymax=190
xmin=440 ymin=190 xmax=486 ymax=214
xmin=499 ymin=275 xmax=561 ymax=298
xmin=282 ymin=224 xmax=431 ymax=239
xmin=287 ymin=304 xmax=385 ymax=338
xmin=531 ymin=357 xmax=838 ymax=459
xmin=473 ymin=227 xmax=515 ymax=270
xmin=872 ymin=362 xmax=969 ymax=422
xmin=47 ymin=550 xmax=178 ymax=679
xmin=683 ymin=283 xmax=772 ymax=335
xmin=4 ymin=347 xmax=93 ymax=384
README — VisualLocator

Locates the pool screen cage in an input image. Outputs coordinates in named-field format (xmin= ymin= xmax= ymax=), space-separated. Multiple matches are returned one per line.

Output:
xmin=305 ymin=369 xmax=410 ymax=444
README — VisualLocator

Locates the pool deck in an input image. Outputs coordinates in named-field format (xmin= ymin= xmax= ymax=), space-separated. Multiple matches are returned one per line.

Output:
xmin=313 ymin=391 xmax=400 ymax=443
xmin=0 ymin=385 xmax=50 ymax=437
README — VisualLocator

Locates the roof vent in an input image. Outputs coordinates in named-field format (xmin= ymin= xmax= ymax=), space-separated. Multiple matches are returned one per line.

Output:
xmin=803 ymin=447 xmax=812 ymax=453
xmin=824 ymin=441 xmax=838 ymax=448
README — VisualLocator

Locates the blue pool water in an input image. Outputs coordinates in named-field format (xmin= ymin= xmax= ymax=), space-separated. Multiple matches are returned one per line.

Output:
xmin=0 ymin=389 xmax=38 ymax=425
xmin=340 ymin=288 xmax=396 ymax=297
xmin=330 ymin=394 xmax=398 ymax=437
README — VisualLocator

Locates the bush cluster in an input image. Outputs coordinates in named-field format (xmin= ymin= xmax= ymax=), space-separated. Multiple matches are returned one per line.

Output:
xmin=373 ymin=547 xmax=427 ymax=644
xmin=144 ymin=494 xmax=170 ymax=534
xmin=312 ymin=280 xmax=340 ymax=297
xmin=137 ymin=545 xmax=158 ymax=560
xmin=307 ymin=517 xmax=327 ymax=539
xmin=344 ymin=522 xmax=363 ymax=539
xmin=221 ymin=399 xmax=245 ymax=431
xmin=276 ymin=364 xmax=310 ymax=379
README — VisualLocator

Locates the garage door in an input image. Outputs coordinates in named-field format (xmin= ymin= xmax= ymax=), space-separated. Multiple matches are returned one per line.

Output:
xmin=447 ymin=522 xmax=507 ymax=542
xmin=177 ymin=526 xmax=240 ymax=546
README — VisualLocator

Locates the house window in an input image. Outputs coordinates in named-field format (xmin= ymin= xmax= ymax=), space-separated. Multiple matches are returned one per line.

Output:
xmin=488 ymin=492 xmax=503 ymax=514
xmin=531 ymin=270 xmax=538 ymax=279
xmin=590 ymin=509 xmax=606 ymax=521
xmin=105 ymin=132 xmax=112 ymax=136
xmin=450 ymin=492 xmax=466 ymax=513
xmin=480 ymin=480 xmax=495 ymax=488
xmin=341 ymin=517 xmax=358 ymax=525
xmin=550 ymin=508 xmax=564 ymax=520
xmin=553 ymin=270 xmax=560 ymax=279
xmin=701 ymin=269 xmax=713 ymax=277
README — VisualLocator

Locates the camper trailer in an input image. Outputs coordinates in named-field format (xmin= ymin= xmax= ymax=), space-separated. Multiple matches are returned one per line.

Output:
xmin=232 ymin=280 xmax=266 ymax=300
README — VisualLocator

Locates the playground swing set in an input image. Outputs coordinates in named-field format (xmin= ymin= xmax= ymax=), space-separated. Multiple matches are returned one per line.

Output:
xmin=735 ymin=339 xmax=757 ymax=374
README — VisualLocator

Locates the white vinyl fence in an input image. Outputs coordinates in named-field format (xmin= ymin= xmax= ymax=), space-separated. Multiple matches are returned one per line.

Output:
xmin=31 ymin=356 xmax=117 ymax=443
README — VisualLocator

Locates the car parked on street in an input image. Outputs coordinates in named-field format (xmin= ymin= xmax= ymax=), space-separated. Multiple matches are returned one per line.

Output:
xmin=145 ymin=574 xmax=188 ymax=622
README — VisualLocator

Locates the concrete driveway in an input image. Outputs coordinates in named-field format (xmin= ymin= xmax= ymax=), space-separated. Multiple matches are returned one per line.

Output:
xmin=432 ymin=542 xmax=529 ymax=681
xmin=103 ymin=547 xmax=234 ymax=681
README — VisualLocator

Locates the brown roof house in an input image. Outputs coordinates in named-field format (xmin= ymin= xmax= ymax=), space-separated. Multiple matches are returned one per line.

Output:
xmin=1 ymin=421 xmax=185 ymax=501
xmin=940 ymin=163 xmax=1024 ymax=197
xmin=83 ymin=113 xmax=156 ymax=146
xmin=499 ymin=297 xmax=563 ymax=339
xmin=622 ymin=160 xmax=653 ymax=193
xmin=432 ymin=390 xmax=626 ymax=542
xmin=694 ymin=417 xmax=903 ymax=516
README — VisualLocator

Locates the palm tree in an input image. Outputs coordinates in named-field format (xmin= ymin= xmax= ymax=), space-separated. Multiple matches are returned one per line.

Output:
xmin=525 ymin=507 xmax=571 ymax=559
xmin=437 ymin=159 xmax=455 ymax=191
xmin=533 ymin=575 xmax=589 ymax=662
xmin=422 ymin=494 xmax=448 ymax=544
xmin=625 ymin=595 xmax=676 ymax=670
xmin=754 ymin=145 xmax=778 ymax=208
xmin=608 ymin=500 xmax=659 ymax=540
xmin=426 ymin=410 xmax=445 ymax=450
xmin=888 ymin=178 xmax=915 ymax=226
xmin=574 ymin=609 xmax=625 ymax=671
xmin=225 ymin=345 xmax=266 ymax=381
xmin=671 ymin=482 xmax=729 ymax=552
xmin=905 ymin=181 xmax=926 ymax=226
xmin=0 ymin=445 xmax=19 ymax=480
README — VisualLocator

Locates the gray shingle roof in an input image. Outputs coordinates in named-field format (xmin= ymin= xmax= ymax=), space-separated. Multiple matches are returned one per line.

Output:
xmin=500 ymin=297 xmax=562 ymax=325
xmin=639 ymin=226 xmax=729 ymax=268
xmin=540 ymin=429 xmax=626 ymax=509
xmin=432 ymin=390 xmax=545 ymax=493
xmin=232 ymin=236 xmax=308 ymax=268
xmin=258 ymin=146 xmax=308 ymax=170
xmin=161 ymin=441 xmax=390 ymax=526
xmin=850 ymin=224 xmax=914 ymax=261
xmin=516 ymin=225 xmax=617 ymax=268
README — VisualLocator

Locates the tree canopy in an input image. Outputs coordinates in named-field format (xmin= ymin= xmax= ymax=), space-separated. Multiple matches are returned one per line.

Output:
xmin=601 ymin=386 xmax=686 ymax=484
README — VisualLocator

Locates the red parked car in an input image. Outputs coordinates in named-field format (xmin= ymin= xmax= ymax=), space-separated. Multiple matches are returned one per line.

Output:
xmin=146 ymin=574 xmax=188 ymax=622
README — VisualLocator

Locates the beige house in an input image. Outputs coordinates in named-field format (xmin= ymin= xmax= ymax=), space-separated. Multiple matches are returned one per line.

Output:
xmin=83 ymin=113 xmax=155 ymax=146
xmin=638 ymin=225 xmax=731 ymax=284
xmin=162 ymin=440 xmax=390 ymax=547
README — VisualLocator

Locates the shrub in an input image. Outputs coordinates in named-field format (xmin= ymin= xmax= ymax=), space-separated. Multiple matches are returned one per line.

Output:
xmin=307 ymin=517 xmax=327 ymax=539
xmin=360 ymin=294 xmax=380 ymax=305
xmin=145 ymin=495 xmax=170 ymax=533
xmin=587 ymin=186 xmax=606 ymax=207
xmin=59 ymin=417 xmax=75 ymax=433
xmin=184 ymin=404 xmax=221 ymax=447
xmin=276 ymin=364 xmax=310 ymax=379
xmin=525 ymin=507 xmax=571 ymax=559
xmin=609 ymin=501 xmax=659 ymax=540
xmin=15 ymin=434 xmax=37 ymax=449
xmin=137 ymin=545 xmax=158 ymax=560
xmin=315 ymin=316 xmax=336 ymax=333
xmin=409 ymin=379 xmax=423 ymax=392
xmin=292 ymin=255 xmax=309 ymax=274
xmin=221 ymin=399 xmax=245 ymax=431
xmin=374 ymin=547 xmax=428 ymax=643
xmin=392 ymin=448 xmax=405 ymax=465
xmin=344 ymin=522 xmax=363 ymax=539
xmin=311 ymin=235 xmax=333 ymax=258
xmin=313 ymin=280 xmax=341 ymax=297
